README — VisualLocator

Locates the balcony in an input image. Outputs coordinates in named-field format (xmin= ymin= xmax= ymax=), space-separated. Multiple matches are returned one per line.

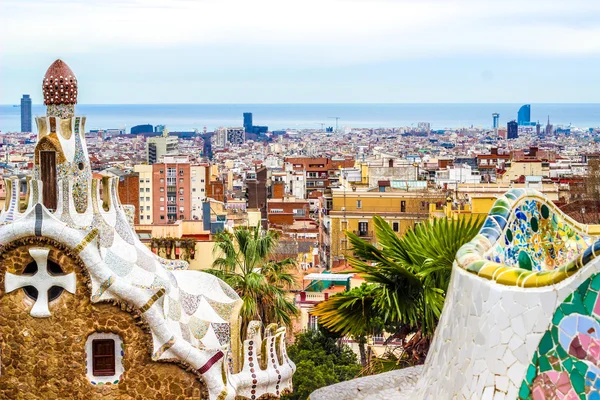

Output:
xmin=353 ymin=230 xmax=374 ymax=238
xmin=295 ymin=291 xmax=329 ymax=304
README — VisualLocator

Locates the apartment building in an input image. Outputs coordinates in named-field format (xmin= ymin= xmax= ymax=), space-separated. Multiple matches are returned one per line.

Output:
xmin=134 ymin=165 xmax=154 ymax=224
xmin=323 ymin=187 xmax=445 ymax=267
xmin=284 ymin=156 xmax=354 ymax=198
xmin=146 ymin=130 xmax=178 ymax=164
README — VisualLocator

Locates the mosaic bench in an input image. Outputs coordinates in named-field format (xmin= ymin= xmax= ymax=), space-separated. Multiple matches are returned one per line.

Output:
xmin=311 ymin=188 xmax=600 ymax=400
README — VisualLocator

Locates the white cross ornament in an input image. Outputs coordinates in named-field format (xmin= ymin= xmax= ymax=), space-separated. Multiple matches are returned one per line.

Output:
xmin=5 ymin=248 xmax=76 ymax=318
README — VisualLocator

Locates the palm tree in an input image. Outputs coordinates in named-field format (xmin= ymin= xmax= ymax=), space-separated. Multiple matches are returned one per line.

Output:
xmin=310 ymin=284 xmax=381 ymax=366
xmin=313 ymin=215 xmax=482 ymax=365
xmin=207 ymin=224 xmax=299 ymax=336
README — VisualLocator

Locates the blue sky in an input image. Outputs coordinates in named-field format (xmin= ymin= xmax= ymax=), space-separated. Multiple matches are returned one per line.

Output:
xmin=1 ymin=0 xmax=600 ymax=104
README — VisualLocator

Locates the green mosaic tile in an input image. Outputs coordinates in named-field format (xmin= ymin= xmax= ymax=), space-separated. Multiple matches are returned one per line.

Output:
xmin=526 ymin=364 xmax=537 ymax=383
xmin=541 ymin=204 xmax=550 ymax=219
xmin=538 ymin=332 xmax=554 ymax=354
xmin=591 ymin=274 xmax=600 ymax=290
xmin=564 ymin=358 xmax=573 ymax=370
xmin=518 ymin=382 xmax=530 ymax=399
xmin=552 ymin=309 xmax=564 ymax=325
xmin=571 ymin=370 xmax=585 ymax=393
xmin=564 ymin=293 xmax=574 ymax=303
xmin=556 ymin=344 xmax=569 ymax=360
xmin=539 ymin=356 xmax=552 ymax=372
xmin=574 ymin=361 xmax=588 ymax=377
xmin=584 ymin=291 xmax=598 ymax=314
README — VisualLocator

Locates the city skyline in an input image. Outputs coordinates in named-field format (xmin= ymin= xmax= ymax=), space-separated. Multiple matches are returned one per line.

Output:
xmin=2 ymin=0 xmax=600 ymax=104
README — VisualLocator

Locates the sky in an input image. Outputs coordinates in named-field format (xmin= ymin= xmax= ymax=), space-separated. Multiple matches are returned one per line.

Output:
xmin=1 ymin=0 xmax=600 ymax=104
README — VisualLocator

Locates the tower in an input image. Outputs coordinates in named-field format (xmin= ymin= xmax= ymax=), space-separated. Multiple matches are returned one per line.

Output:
xmin=20 ymin=94 xmax=32 ymax=132
xmin=507 ymin=120 xmax=518 ymax=140
xmin=492 ymin=113 xmax=499 ymax=129
xmin=35 ymin=59 xmax=89 ymax=212
xmin=243 ymin=112 xmax=252 ymax=133
xmin=517 ymin=104 xmax=531 ymax=126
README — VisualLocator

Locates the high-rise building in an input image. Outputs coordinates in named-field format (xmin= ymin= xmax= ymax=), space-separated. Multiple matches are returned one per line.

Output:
xmin=517 ymin=104 xmax=531 ymax=126
xmin=492 ymin=113 xmax=500 ymax=129
xmin=131 ymin=124 xmax=153 ymax=134
xmin=146 ymin=128 xmax=178 ymax=164
xmin=243 ymin=112 xmax=253 ymax=133
xmin=507 ymin=120 xmax=518 ymax=139
xmin=213 ymin=127 xmax=245 ymax=147
xmin=20 ymin=94 xmax=32 ymax=132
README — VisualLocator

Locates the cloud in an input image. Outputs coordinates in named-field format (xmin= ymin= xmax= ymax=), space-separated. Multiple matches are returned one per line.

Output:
xmin=2 ymin=0 xmax=600 ymax=65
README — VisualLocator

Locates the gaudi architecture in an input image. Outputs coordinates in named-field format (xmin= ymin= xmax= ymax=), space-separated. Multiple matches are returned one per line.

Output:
xmin=0 ymin=60 xmax=294 ymax=400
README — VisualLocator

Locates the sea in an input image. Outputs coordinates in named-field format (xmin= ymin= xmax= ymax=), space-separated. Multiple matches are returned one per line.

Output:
xmin=1 ymin=103 xmax=600 ymax=133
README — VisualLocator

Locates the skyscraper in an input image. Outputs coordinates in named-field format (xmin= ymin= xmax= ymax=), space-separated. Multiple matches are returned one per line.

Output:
xmin=517 ymin=104 xmax=531 ymax=126
xmin=20 ymin=94 xmax=32 ymax=132
xmin=243 ymin=112 xmax=253 ymax=133
xmin=492 ymin=113 xmax=499 ymax=129
xmin=507 ymin=120 xmax=518 ymax=139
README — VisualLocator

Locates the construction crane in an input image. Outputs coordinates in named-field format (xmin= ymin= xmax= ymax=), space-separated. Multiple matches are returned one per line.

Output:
xmin=328 ymin=116 xmax=340 ymax=132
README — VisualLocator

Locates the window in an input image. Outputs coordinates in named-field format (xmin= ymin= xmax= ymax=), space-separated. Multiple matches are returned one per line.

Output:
xmin=160 ymin=169 xmax=164 ymax=174
xmin=92 ymin=339 xmax=115 ymax=376
xmin=192 ymin=188 xmax=196 ymax=192
xmin=160 ymin=206 xmax=165 ymax=211
xmin=146 ymin=197 xmax=150 ymax=201
xmin=356 ymin=200 xmax=362 ymax=209
xmin=146 ymin=206 xmax=150 ymax=210
xmin=393 ymin=222 xmax=399 ymax=232
xmin=146 ymin=188 xmax=150 ymax=192
xmin=86 ymin=333 xmax=124 ymax=384
xmin=358 ymin=221 xmax=368 ymax=236
xmin=179 ymin=178 xmax=184 ymax=183
xmin=160 ymin=215 xmax=165 ymax=220
xmin=179 ymin=188 xmax=184 ymax=195
xmin=160 ymin=187 xmax=164 ymax=192
xmin=160 ymin=197 xmax=164 ymax=202
xmin=401 ymin=201 xmax=406 ymax=213
xmin=201 ymin=188 xmax=205 ymax=192
xmin=145 ymin=178 xmax=150 ymax=183
xmin=139 ymin=188 xmax=144 ymax=193
xmin=139 ymin=196 xmax=143 ymax=202
xmin=160 ymin=178 xmax=164 ymax=184
xmin=201 ymin=179 xmax=205 ymax=183
xmin=179 ymin=197 xmax=184 ymax=202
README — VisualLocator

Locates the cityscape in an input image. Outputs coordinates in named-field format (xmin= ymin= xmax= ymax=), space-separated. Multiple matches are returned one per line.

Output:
xmin=2 ymin=0 xmax=600 ymax=399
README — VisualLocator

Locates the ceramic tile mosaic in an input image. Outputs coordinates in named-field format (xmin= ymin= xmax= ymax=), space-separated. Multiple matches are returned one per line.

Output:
xmin=519 ymin=273 xmax=600 ymax=399
xmin=487 ymin=199 xmax=593 ymax=271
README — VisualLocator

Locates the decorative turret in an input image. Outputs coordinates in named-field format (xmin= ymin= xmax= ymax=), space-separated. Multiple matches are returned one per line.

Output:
xmin=43 ymin=59 xmax=78 ymax=118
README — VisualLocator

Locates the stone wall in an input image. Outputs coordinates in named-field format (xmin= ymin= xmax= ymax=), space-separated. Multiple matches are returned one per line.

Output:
xmin=0 ymin=238 xmax=205 ymax=399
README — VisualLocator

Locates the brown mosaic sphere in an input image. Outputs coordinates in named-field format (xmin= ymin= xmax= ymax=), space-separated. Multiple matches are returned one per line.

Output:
xmin=43 ymin=59 xmax=78 ymax=105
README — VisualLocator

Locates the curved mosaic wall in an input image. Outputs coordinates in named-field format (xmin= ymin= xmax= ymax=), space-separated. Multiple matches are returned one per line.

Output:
xmin=456 ymin=189 xmax=597 ymax=287
xmin=486 ymin=198 xmax=593 ymax=272
xmin=520 ymin=273 xmax=600 ymax=399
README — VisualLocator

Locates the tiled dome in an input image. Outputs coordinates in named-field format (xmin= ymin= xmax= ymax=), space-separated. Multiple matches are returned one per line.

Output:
xmin=43 ymin=59 xmax=77 ymax=105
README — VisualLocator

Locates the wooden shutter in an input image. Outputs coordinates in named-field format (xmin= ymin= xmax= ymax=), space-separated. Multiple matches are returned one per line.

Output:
xmin=92 ymin=339 xmax=115 ymax=376
xmin=40 ymin=151 xmax=57 ymax=210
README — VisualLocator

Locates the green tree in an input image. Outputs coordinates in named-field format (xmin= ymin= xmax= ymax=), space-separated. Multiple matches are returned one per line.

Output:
xmin=313 ymin=215 xmax=482 ymax=365
xmin=281 ymin=329 xmax=361 ymax=400
xmin=309 ymin=284 xmax=384 ymax=366
xmin=207 ymin=225 xmax=299 ymax=336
